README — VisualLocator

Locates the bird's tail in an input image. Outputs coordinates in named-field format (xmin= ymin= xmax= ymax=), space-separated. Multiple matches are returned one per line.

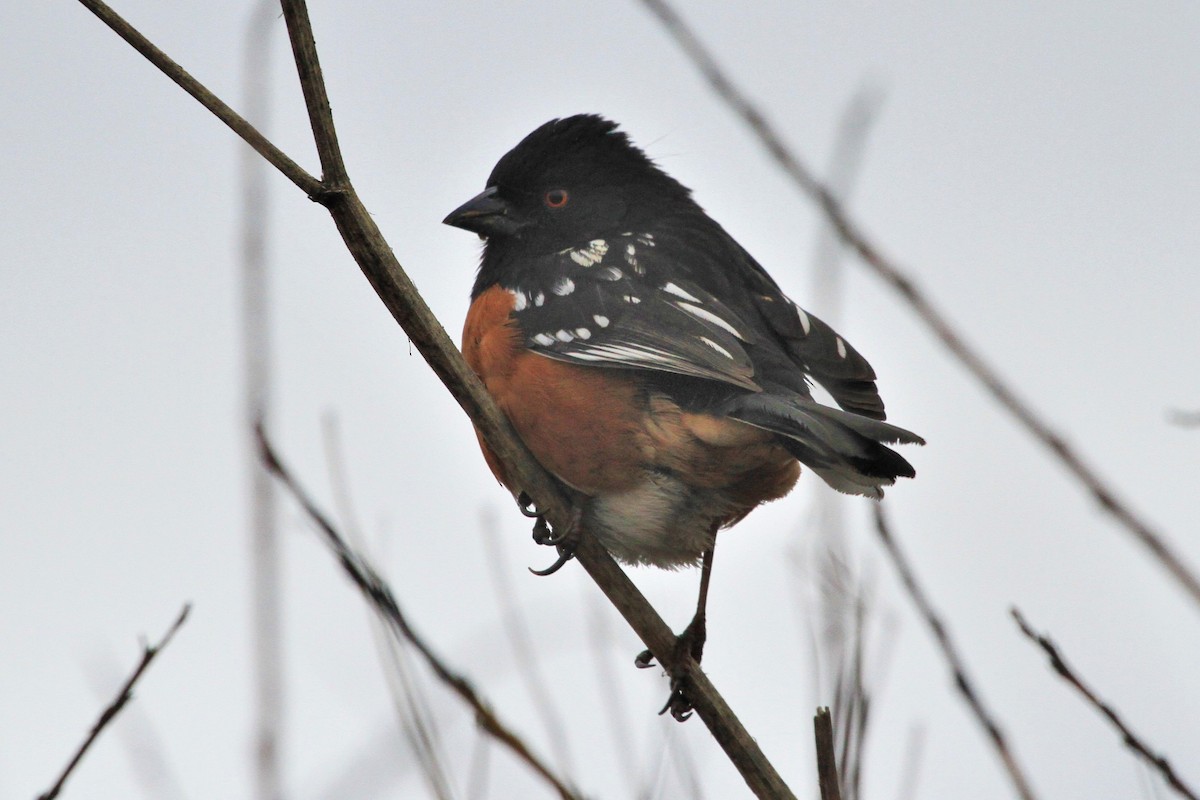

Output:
xmin=730 ymin=395 xmax=924 ymax=498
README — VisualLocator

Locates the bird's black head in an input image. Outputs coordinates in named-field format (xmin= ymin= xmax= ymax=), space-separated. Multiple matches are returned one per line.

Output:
xmin=444 ymin=115 xmax=695 ymax=256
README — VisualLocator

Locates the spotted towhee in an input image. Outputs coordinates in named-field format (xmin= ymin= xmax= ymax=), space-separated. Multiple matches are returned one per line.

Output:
xmin=445 ymin=115 xmax=922 ymax=717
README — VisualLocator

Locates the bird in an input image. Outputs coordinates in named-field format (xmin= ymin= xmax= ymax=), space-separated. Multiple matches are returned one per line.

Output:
xmin=444 ymin=114 xmax=922 ymax=719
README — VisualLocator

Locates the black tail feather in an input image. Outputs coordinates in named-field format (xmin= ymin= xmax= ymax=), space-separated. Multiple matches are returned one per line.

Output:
xmin=730 ymin=394 xmax=923 ymax=497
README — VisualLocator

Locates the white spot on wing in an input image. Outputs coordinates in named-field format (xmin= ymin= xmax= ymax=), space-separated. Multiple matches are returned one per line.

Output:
xmin=574 ymin=327 xmax=591 ymax=339
xmin=623 ymin=295 xmax=641 ymax=304
xmin=577 ymin=343 xmax=676 ymax=367
xmin=662 ymin=282 xmax=701 ymax=303
xmin=555 ymin=329 xmax=574 ymax=342
xmin=836 ymin=336 xmax=847 ymax=359
xmin=552 ymin=277 xmax=575 ymax=296
xmin=624 ymin=243 xmax=641 ymax=273
xmin=593 ymin=315 xmax=610 ymax=328
xmin=534 ymin=291 xmax=545 ymax=307
xmin=511 ymin=290 xmax=528 ymax=311
xmin=677 ymin=302 xmax=743 ymax=338
xmin=699 ymin=336 xmax=734 ymax=359
xmin=568 ymin=239 xmax=609 ymax=267
xmin=533 ymin=333 xmax=555 ymax=346
xmin=796 ymin=305 xmax=812 ymax=335
xmin=597 ymin=266 xmax=623 ymax=281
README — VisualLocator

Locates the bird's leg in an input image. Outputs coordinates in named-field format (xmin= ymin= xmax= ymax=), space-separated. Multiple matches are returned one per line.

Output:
xmin=635 ymin=543 xmax=717 ymax=721
xmin=516 ymin=492 xmax=582 ymax=576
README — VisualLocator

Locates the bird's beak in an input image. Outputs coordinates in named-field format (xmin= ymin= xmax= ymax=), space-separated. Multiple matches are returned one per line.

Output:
xmin=443 ymin=186 xmax=525 ymax=238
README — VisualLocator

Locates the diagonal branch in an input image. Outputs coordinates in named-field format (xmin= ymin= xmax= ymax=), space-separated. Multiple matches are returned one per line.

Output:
xmin=278 ymin=0 xmax=348 ymax=188
xmin=638 ymin=0 xmax=1200 ymax=611
xmin=871 ymin=504 xmax=1039 ymax=800
xmin=38 ymin=605 xmax=190 ymax=800
xmin=72 ymin=1 xmax=794 ymax=794
xmin=77 ymin=0 xmax=321 ymax=197
xmin=1012 ymin=609 xmax=1199 ymax=800
xmin=258 ymin=424 xmax=583 ymax=800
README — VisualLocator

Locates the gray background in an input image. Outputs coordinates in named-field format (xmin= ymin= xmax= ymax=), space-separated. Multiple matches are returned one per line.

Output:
xmin=3 ymin=2 xmax=1197 ymax=798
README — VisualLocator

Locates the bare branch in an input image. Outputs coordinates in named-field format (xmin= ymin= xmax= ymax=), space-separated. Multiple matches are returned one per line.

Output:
xmin=638 ymin=0 xmax=1200 ymax=611
xmin=257 ymin=423 xmax=583 ymax=800
xmin=278 ymin=0 xmax=348 ymax=187
xmin=321 ymin=415 xmax=457 ymax=800
xmin=870 ymin=504 xmax=1039 ymax=800
xmin=76 ymin=0 xmax=321 ymax=197
xmin=38 ymin=605 xmax=190 ymax=800
xmin=814 ymin=707 xmax=843 ymax=800
xmin=76 ymin=2 xmax=799 ymax=794
xmin=1012 ymin=609 xmax=1199 ymax=800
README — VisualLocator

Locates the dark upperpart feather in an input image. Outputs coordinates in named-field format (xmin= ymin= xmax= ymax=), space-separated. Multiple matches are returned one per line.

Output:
xmin=445 ymin=113 xmax=922 ymax=497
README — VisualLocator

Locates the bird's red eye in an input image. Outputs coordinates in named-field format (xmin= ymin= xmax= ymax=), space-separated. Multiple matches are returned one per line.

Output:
xmin=544 ymin=189 xmax=570 ymax=209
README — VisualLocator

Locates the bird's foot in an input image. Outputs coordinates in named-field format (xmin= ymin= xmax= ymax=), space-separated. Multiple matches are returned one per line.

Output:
xmin=634 ymin=615 xmax=707 ymax=722
xmin=517 ymin=492 xmax=581 ymax=576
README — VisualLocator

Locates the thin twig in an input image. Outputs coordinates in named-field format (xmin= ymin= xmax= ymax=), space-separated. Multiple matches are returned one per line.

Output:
xmin=482 ymin=511 xmax=577 ymax=776
xmin=239 ymin=4 xmax=284 ymax=798
xmin=84 ymin=658 xmax=190 ymax=800
xmin=638 ymin=0 xmax=1200 ymax=611
xmin=75 ymin=0 xmax=321 ymax=197
xmin=76 ymin=2 xmax=798 ymax=794
xmin=38 ymin=605 xmax=191 ymax=800
xmin=322 ymin=415 xmax=457 ymax=800
xmin=257 ymin=423 xmax=583 ymax=800
xmin=278 ymin=0 xmax=349 ymax=188
xmin=870 ymin=504 xmax=1039 ymax=800
xmin=583 ymin=594 xmax=642 ymax=798
xmin=814 ymin=707 xmax=843 ymax=800
xmin=1012 ymin=609 xmax=1199 ymax=800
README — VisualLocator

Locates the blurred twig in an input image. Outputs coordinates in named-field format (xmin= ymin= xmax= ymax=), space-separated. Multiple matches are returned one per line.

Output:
xmin=796 ymin=541 xmax=878 ymax=800
xmin=871 ymin=504 xmax=1039 ymax=800
xmin=583 ymin=594 xmax=642 ymax=797
xmin=322 ymin=415 xmax=456 ymax=800
xmin=805 ymin=86 xmax=886 ymax=800
xmin=814 ymin=707 xmax=843 ymax=800
xmin=38 ymin=605 xmax=190 ymax=800
xmin=638 ymin=0 xmax=1200 ymax=611
xmin=1011 ymin=609 xmax=1199 ymax=800
xmin=240 ymin=4 xmax=284 ymax=798
xmin=811 ymin=84 xmax=885 ymax=319
xmin=482 ymin=511 xmax=576 ymax=776
xmin=258 ymin=424 xmax=583 ymax=800
xmin=1167 ymin=409 xmax=1200 ymax=429
xmin=85 ymin=658 xmax=190 ymax=800
xmin=465 ymin=730 xmax=492 ymax=800
xmin=893 ymin=724 xmax=926 ymax=800
xmin=73 ymin=2 xmax=799 ymax=796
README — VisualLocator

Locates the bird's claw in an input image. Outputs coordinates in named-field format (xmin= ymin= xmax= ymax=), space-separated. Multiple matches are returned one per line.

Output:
xmin=634 ymin=649 xmax=657 ymax=669
xmin=637 ymin=620 xmax=707 ymax=721
xmin=657 ymin=677 xmax=695 ymax=722
xmin=528 ymin=539 xmax=577 ymax=576
xmin=531 ymin=516 xmax=571 ymax=546
xmin=517 ymin=491 xmax=541 ymax=518
xmin=521 ymin=500 xmax=582 ymax=575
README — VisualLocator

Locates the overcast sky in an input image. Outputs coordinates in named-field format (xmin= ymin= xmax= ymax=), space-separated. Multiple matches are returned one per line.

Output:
xmin=3 ymin=2 xmax=1198 ymax=798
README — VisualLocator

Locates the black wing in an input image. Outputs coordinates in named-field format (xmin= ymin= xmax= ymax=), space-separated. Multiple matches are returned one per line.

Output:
xmin=507 ymin=234 xmax=762 ymax=392
xmin=668 ymin=226 xmax=889 ymax=420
